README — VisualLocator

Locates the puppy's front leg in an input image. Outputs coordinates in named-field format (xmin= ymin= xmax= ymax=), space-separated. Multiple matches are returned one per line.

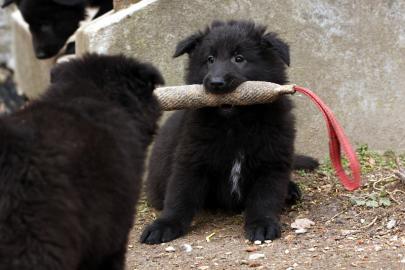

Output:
xmin=244 ymin=169 xmax=290 ymax=242
xmin=140 ymin=165 xmax=208 ymax=244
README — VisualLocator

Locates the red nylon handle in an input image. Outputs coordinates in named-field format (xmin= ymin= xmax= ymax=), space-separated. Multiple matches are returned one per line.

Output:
xmin=293 ymin=86 xmax=361 ymax=191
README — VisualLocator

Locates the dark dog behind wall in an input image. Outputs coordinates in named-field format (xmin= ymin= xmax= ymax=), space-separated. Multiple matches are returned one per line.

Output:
xmin=142 ymin=20 xmax=319 ymax=244
xmin=1 ymin=0 xmax=113 ymax=59
xmin=0 ymin=54 xmax=163 ymax=269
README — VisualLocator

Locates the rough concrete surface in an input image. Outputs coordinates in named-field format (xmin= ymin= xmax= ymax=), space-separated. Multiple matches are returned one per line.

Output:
xmin=8 ymin=8 xmax=55 ymax=98
xmin=0 ymin=8 xmax=11 ymax=63
xmin=76 ymin=0 xmax=405 ymax=159
xmin=114 ymin=0 xmax=142 ymax=10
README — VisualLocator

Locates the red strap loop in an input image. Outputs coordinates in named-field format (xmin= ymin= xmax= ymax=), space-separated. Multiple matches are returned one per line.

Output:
xmin=293 ymin=86 xmax=361 ymax=191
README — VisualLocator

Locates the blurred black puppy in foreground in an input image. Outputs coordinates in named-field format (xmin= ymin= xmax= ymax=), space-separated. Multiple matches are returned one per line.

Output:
xmin=142 ymin=20 xmax=318 ymax=244
xmin=2 ymin=0 xmax=113 ymax=59
xmin=0 ymin=54 xmax=163 ymax=269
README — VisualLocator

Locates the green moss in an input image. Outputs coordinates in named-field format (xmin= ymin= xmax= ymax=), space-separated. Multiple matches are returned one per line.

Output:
xmin=316 ymin=144 xmax=404 ymax=176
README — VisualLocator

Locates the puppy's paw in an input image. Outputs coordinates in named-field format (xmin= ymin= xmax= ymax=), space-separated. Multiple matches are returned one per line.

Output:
xmin=285 ymin=181 xmax=302 ymax=206
xmin=140 ymin=219 xmax=185 ymax=244
xmin=245 ymin=219 xmax=281 ymax=242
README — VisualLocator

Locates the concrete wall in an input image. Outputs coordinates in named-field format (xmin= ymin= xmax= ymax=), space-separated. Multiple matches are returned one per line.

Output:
xmin=73 ymin=0 xmax=405 ymax=158
xmin=0 ymin=8 xmax=11 ymax=63
xmin=8 ymin=8 xmax=55 ymax=98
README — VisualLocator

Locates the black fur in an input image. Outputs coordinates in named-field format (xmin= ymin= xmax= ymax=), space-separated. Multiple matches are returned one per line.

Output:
xmin=2 ymin=0 xmax=112 ymax=59
xmin=0 ymin=54 xmax=163 ymax=269
xmin=142 ymin=20 xmax=315 ymax=244
xmin=293 ymin=154 xmax=319 ymax=171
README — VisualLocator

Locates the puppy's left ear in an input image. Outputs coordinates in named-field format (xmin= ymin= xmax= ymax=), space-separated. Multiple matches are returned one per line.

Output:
xmin=140 ymin=64 xmax=165 ymax=90
xmin=173 ymin=31 xmax=204 ymax=58
xmin=262 ymin=33 xmax=290 ymax=66
xmin=53 ymin=0 xmax=84 ymax=6
xmin=2 ymin=0 xmax=16 ymax=8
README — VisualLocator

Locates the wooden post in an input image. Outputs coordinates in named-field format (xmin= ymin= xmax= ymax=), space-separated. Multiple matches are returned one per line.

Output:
xmin=114 ymin=0 xmax=142 ymax=10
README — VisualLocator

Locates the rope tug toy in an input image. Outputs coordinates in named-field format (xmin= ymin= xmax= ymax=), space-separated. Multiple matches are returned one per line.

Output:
xmin=154 ymin=81 xmax=361 ymax=191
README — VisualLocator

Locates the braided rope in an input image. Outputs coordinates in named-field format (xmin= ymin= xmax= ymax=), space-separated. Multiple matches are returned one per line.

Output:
xmin=154 ymin=81 xmax=295 ymax=111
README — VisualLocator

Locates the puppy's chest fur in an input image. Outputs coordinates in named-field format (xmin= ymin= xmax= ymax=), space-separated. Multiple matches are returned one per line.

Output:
xmin=200 ymin=114 xmax=267 ymax=206
xmin=212 ymin=133 xmax=253 ymax=202
xmin=229 ymin=152 xmax=244 ymax=198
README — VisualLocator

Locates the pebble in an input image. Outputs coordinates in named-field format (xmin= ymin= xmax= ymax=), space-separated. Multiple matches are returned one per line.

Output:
xmin=248 ymin=253 xmax=265 ymax=260
xmin=291 ymin=218 xmax=315 ymax=229
xmin=291 ymin=218 xmax=314 ymax=234
xmin=341 ymin=229 xmax=360 ymax=236
xmin=390 ymin=236 xmax=398 ymax=241
xmin=387 ymin=219 xmax=396 ymax=229
xmin=249 ymin=262 xmax=262 ymax=267
xmin=294 ymin=228 xmax=307 ymax=234
xmin=240 ymin=260 xmax=249 ymax=265
xmin=165 ymin=246 xmax=176 ymax=252
xmin=246 ymin=246 xmax=259 ymax=252
xmin=374 ymin=245 xmax=382 ymax=252
xmin=284 ymin=235 xmax=295 ymax=241
xmin=198 ymin=266 xmax=209 ymax=270
xmin=181 ymin=244 xmax=193 ymax=252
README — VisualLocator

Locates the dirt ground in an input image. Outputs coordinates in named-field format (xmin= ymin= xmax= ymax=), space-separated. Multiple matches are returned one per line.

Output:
xmin=127 ymin=151 xmax=405 ymax=270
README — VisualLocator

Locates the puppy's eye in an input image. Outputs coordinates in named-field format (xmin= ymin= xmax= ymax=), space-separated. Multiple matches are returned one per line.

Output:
xmin=234 ymin=55 xmax=245 ymax=63
xmin=207 ymin=56 xmax=215 ymax=64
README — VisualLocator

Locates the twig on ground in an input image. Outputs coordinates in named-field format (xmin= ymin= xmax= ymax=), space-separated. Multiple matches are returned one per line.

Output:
xmin=394 ymin=157 xmax=405 ymax=184
xmin=371 ymin=174 xmax=396 ymax=191
xmin=206 ymin=232 xmax=216 ymax=242
xmin=389 ymin=189 xmax=405 ymax=204
xmin=325 ymin=209 xmax=347 ymax=225
xmin=360 ymin=216 xmax=378 ymax=230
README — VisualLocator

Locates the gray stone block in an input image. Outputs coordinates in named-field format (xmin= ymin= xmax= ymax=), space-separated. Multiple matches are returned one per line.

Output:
xmin=8 ymin=7 xmax=55 ymax=98
xmin=56 ymin=0 xmax=405 ymax=157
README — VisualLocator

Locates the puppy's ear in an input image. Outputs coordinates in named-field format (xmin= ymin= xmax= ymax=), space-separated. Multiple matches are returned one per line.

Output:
xmin=2 ymin=0 xmax=16 ymax=8
xmin=140 ymin=64 xmax=165 ymax=90
xmin=262 ymin=33 xmax=290 ymax=66
xmin=53 ymin=0 xmax=84 ymax=6
xmin=173 ymin=32 xmax=204 ymax=58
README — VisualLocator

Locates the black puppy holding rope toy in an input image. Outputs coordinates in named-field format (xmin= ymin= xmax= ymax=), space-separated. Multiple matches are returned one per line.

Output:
xmin=154 ymin=81 xmax=360 ymax=190
xmin=142 ymin=20 xmax=360 ymax=245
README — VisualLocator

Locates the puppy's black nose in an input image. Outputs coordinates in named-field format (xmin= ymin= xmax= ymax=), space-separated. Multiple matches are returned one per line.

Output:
xmin=209 ymin=77 xmax=225 ymax=89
